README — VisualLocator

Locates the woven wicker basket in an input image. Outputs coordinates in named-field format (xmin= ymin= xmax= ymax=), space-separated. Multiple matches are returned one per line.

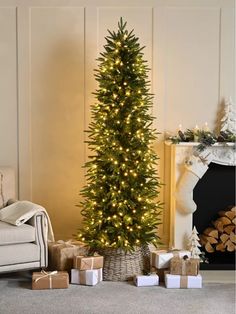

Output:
xmin=98 ymin=245 xmax=150 ymax=281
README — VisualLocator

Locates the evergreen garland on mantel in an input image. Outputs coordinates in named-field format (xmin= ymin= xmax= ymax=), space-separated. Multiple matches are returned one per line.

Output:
xmin=168 ymin=128 xmax=236 ymax=152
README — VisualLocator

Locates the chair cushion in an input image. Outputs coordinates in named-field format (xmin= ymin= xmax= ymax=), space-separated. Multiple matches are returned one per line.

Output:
xmin=0 ymin=221 xmax=35 ymax=245
xmin=0 ymin=243 xmax=39 ymax=266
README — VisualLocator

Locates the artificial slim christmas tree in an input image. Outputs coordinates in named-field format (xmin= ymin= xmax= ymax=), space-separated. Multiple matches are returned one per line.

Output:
xmin=77 ymin=18 xmax=162 ymax=280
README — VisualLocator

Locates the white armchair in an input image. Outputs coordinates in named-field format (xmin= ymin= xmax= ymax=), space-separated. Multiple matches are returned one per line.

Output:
xmin=0 ymin=167 xmax=51 ymax=273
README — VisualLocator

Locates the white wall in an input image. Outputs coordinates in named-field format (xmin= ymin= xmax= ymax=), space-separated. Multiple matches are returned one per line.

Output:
xmin=0 ymin=0 xmax=234 ymax=241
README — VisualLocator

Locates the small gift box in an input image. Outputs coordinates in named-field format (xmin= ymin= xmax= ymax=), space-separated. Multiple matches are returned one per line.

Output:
xmin=150 ymin=266 xmax=169 ymax=282
xmin=48 ymin=240 xmax=89 ymax=271
xmin=71 ymin=268 xmax=103 ymax=286
xmin=170 ymin=256 xmax=199 ymax=276
xmin=32 ymin=270 xmax=69 ymax=290
xmin=151 ymin=250 xmax=191 ymax=269
xmin=165 ymin=274 xmax=202 ymax=289
xmin=73 ymin=255 xmax=104 ymax=270
xmin=134 ymin=274 xmax=159 ymax=287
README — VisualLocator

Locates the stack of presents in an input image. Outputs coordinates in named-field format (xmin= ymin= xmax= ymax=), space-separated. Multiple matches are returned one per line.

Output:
xmin=32 ymin=240 xmax=103 ymax=290
xmin=135 ymin=249 xmax=202 ymax=288
xmin=31 ymin=240 xmax=202 ymax=290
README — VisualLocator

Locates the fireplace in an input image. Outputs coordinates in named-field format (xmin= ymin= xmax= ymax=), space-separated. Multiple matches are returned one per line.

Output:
xmin=193 ymin=162 xmax=235 ymax=270
xmin=165 ymin=142 xmax=236 ymax=270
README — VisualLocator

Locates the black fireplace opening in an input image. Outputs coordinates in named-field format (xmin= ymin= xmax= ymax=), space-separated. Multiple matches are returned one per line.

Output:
xmin=193 ymin=162 xmax=235 ymax=270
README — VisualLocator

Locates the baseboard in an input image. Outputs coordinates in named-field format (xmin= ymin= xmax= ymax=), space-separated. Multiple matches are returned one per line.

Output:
xmin=200 ymin=270 xmax=236 ymax=283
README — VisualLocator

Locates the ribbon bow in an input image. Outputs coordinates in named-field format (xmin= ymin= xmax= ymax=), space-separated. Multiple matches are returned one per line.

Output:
xmin=34 ymin=270 xmax=58 ymax=289
xmin=54 ymin=239 xmax=83 ymax=248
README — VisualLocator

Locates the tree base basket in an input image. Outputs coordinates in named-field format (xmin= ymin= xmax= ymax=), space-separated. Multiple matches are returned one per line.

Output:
xmin=98 ymin=245 xmax=150 ymax=281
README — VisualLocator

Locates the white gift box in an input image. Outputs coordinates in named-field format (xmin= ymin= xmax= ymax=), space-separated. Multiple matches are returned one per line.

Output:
xmin=71 ymin=268 xmax=103 ymax=286
xmin=165 ymin=274 xmax=202 ymax=289
xmin=134 ymin=274 xmax=159 ymax=287
xmin=151 ymin=250 xmax=191 ymax=269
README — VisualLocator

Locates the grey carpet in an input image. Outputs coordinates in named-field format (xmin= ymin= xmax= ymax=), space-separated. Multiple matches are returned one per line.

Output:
xmin=0 ymin=272 xmax=235 ymax=314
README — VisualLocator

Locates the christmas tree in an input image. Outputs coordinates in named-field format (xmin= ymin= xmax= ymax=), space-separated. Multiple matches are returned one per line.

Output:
xmin=188 ymin=226 xmax=202 ymax=259
xmin=77 ymin=18 xmax=162 ymax=252
xmin=220 ymin=97 xmax=236 ymax=134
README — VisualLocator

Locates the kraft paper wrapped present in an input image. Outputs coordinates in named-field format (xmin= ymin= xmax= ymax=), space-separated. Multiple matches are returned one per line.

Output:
xmin=48 ymin=240 xmax=89 ymax=271
xmin=170 ymin=256 xmax=199 ymax=276
xmin=134 ymin=274 xmax=159 ymax=287
xmin=165 ymin=273 xmax=202 ymax=289
xmin=71 ymin=268 xmax=103 ymax=286
xmin=73 ymin=255 xmax=104 ymax=270
xmin=32 ymin=270 xmax=69 ymax=290
xmin=151 ymin=250 xmax=191 ymax=269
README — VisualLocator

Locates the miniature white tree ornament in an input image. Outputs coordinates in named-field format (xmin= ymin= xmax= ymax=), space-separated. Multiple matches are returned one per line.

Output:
xmin=221 ymin=97 xmax=236 ymax=133
xmin=188 ymin=226 xmax=202 ymax=259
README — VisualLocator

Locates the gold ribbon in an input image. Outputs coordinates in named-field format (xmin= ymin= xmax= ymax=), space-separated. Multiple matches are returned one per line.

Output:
xmin=180 ymin=276 xmax=188 ymax=288
xmin=79 ymin=271 xmax=86 ymax=284
xmin=34 ymin=270 xmax=58 ymax=289
xmin=151 ymin=250 xmax=167 ymax=266
xmin=52 ymin=239 xmax=85 ymax=248
xmin=75 ymin=256 xmax=102 ymax=270
xmin=168 ymin=249 xmax=181 ymax=257
xmin=182 ymin=260 xmax=187 ymax=275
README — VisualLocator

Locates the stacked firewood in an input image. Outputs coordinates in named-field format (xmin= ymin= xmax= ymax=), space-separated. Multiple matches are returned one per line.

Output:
xmin=200 ymin=206 xmax=236 ymax=253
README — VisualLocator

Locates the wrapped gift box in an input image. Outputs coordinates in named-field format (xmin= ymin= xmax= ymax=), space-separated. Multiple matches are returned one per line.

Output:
xmin=48 ymin=240 xmax=89 ymax=271
xmin=71 ymin=268 xmax=103 ymax=286
xmin=165 ymin=274 xmax=202 ymax=289
xmin=170 ymin=256 xmax=199 ymax=276
xmin=73 ymin=255 xmax=104 ymax=270
xmin=32 ymin=271 xmax=69 ymax=290
xmin=134 ymin=274 xmax=159 ymax=287
xmin=151 ymin=250 xmax=191 ymax=269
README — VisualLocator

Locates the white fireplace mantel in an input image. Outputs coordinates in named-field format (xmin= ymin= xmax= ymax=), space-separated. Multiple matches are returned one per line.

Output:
xmin=174 ymin=142 xmax=236 ymax=166
xmin=164 ymin=141 xmax=236 ymax=250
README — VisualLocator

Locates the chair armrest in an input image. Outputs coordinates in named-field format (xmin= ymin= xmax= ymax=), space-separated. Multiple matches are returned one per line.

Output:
xmin=27 ymin=213 xmax=48 ymax=268
xmin=6 ymin=198 xmax=17 ymax=206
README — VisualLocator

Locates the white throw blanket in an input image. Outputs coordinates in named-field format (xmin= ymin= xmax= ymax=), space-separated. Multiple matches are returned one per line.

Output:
xmin=0 ymin=200 xmax=54 ymax=241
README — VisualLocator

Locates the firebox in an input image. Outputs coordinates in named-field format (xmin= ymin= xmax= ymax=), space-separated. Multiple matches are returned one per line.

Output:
xmin=193 ymin=162 xmax=235 ymax=270
xmin=164 ymin=142 xmax=236 ymax=265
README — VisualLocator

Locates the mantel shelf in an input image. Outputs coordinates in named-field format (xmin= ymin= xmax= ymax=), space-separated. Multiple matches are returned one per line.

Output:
xmin=165 ymin=141 xmax=235 ymax=147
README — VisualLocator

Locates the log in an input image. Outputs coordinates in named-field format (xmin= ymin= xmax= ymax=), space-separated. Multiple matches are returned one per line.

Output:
xmin=224 ymin=224 xmax=235 ymax=235
xmin=212 ymin=220 xmax=224 ymax=233
xmin=232 ymin=218 xmax=236 ymax=225
xmin=220 ymin=233 xmax=229 ymax=244
xmin=205 ymin=242 xmax=214 ymax=253
xmin=225 ymin=239 xmax=235 ymax=252
xmin=217 ymin=216 xmax=231 ymax=226
xmin=230 ymin=206 xmax=236 ymax=213
xmin=200 ymin=234 xmax=217 ymax=244
xmin=213 ymin=216 xmax=232 ymax=232
xmin=230 ymin=232 xmax=236 ymax=244
xmin=218 ymin=210 xmax=236 ymax=220
xmin=206 ymin=236 xmax=218 ymax=244
xmin=215 ymin=242 xmax=225 ymax=252
xmin=203 ymin=227 xmax=218 ymax=239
